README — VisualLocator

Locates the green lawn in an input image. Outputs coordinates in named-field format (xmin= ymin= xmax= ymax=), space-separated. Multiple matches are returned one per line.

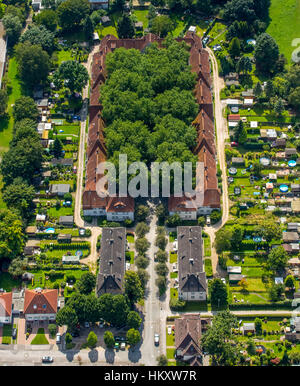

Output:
xmin=166 ymin=328 xmax=175 ymax=346
xmin=56 ymin=50 xmax=73 ymax=65
xmin=0 ymin=57 xmax=22 ymax=153
xmin=133 ymin=10 xmax=149 ymax=28
xmin=266 ymin=0 xmax=300 ymax=64
xmin=203 ymin=236 xmax=211 ymax=257
xmin=126 ymin=234 xmax=134 ymax=243
xmin=2 ymin=325 xmax=12 ymax=345
xmin=125 ymin=251 xmax=134 ymax=264
xmin=31 ymin=328 xmax=49 ymax=345
xmin=0 ymin=272 xmax=22 ymax=291
xmin=167 ymin=348 xmax=176 ymax=360
xmin=170 ymin=252 xmax=177 ymax=264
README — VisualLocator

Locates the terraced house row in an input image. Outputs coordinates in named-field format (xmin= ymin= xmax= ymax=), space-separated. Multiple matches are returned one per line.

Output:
xmin=82 ymin=32 xmax=220 ymax=219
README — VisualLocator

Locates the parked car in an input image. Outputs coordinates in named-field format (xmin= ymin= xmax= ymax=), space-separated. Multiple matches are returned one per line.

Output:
xmin=42 ymin=356 xmax=53 ymax=363
xmin=154 ymin=333 xmax=160 ymax=346
xmin=84 ymin=322 xmax=90 ymax=328
xmin=206 ymin=216 xmax=211 ymax=226
xmin=12 ymin=328 xmax=17 ymax=340
xmin=56 ymin=333 xmax=61 ymax=344
xmin=120 ymin=342 xmax=126 ymax=350
xmin=167 ymin=326 xmax=172 ymax=335
xmin=231 ymin=142 xmax=238 ymax=147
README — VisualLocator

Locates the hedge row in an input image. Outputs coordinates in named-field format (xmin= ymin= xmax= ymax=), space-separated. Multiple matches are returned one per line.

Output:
xmin=229 ymin=300 xmax=292 ymax=310
xmin=44 ymin=243 xmax=90 ymax=250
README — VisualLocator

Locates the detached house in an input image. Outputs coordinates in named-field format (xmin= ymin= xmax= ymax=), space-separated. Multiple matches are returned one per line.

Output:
xmin=0 ymin=292 xmax=13 ymax=324
xmin=97 ymin=227 xmax=126 ymax=296
xmin=178 ymin=226 xmax=207 ymax=301
xmin=24 ymin=288 xmax=58 ymax=321
xmin=175 ymin=314 xmax=204 ymax=366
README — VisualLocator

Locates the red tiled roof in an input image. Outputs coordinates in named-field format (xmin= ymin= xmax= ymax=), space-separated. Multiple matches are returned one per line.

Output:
xmin=168 ymin=195 xmax=198 ymax=212
xmin=228 ymin=114 xmax=240 ymax=121
xmin=106 ymin=196 xmax=135 ymax=213
xmin=24 ymin=289 xmax=58 ymax=315
xmin=0 ymin=292 xmax=12 ymax=317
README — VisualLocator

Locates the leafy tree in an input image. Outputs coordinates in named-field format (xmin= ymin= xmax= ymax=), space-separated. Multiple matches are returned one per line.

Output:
xmin=289 ymin=350 xmax=300 ymax=364
xmin=209 ymin=278 xmax=228 ymax=306
xmin=126 ymin=328 xmax=141 ymax=346
xmin=53 ymin=137 xmax=63 ymax=159
xmin=124 ymin=271 xmax=143 ymax=304
xmin=13 ymin=118 xmax=37 ymax=136
xmin=1 ymin=136 xmax=43 ymax=185
xmin=57 ymin=0 xmax=90 ymax=31
xmin=156 ymin=275 xmax=167 ymax=296
xmin=155 ymin=262 xmax=169 ymax=277
xmin=265 ymin=80 xmax=274 ymax=99
xmin=127 ymin=311 xmax=142 ymax=330
xmin=35 ymin=9 xmax=58 ymax=31
xmin=236 ymin=56 xmax=252 ymax=74
xmin=135 ymin=237 xmax=150 ymax=255
xmin=135 ymin=222 xmax=149 ymax=238
xmin=247 ymin=339 xmax=256 ymax=355
xmin=155 ymin=234 xmax=167 ymax=250
xmin=155 ymin=203 xmax=167 ymax=222
xmin=54 ymin=60 xmax=89 ymax=93
xmin=198 ymin=216 xmax=205 ymax=227
xmin=231 ymin=224 xmax=244 ymax=250
xmin=165 ymin=213 xmax=181 ymax=227
xmin=223 ymin=0 xmax=257 ymax=22
xmin=66 ymin=293 xmax=100 ymax=324
xmin=2 ymin=178 xmax=35 ymax=218
xmin=87 ymin=331 xmax=97 ymax=348
xmin=284 ymin=275 xmax=295 ymax=290
xmin=48 ymin=324 xmax=57 ymax=337
xmin=254 ymin=33 xmax=279 ymax=74
xmin=13 ymin=96 xmax=39 ymax=122
xmin=156 ymin=249 xmax=168 ymax=263
xmin=268 ymin=283 xmax=285 ymax=302
xmin=228 ymin=37 xmax=241 ymax=58
xmin=56 ymin=306 xmax=79 ymax=331
xmin=135 ymin=255 xmax=149 ymax=269
xmin=288 ymin=87 xmax=300 ymax=111
xmin=20 ymin=25 xmax=55 ymax=53
xmin=214 ymin=228 xmax=232 ymax=254
xmin=83 ymin=16 xmax=94 ymax=41
xmin=2 ymin=13 xmax=22 ymax=45
xmin=117 ymin=13 xmax=135 ymax=39
xmin=65 ymin=332 xmax=72 ymax=344
xmin=137 ymin=268 xmax=149 ymax=289
xmin=254 ymin=318 xmax=263 ymax=335
xmin=150 ymin=15 xmax=174 ymax=38
xmin=76 ymin=272 xmax=96 ymax=294
xmin=135 ymin=205 xmax=150 ymax=222
xmin=15 ymin=42 xmax=50 ymax=87
xmin=255 ymin=218 xmax=281 ymax=242
xmin=0 ymin=209 xmax=24 ymax=260
xmin=8 ymin=257 xmax=26 ymax=277
xmin=0 ymin=89 xmax=8 ymax=117
xmin=201 ymin=311 xmax=238 ymax=365
xmin=254 ymin=82 xmax=263 ymax=97
xmin=266 ymin=246 xmax=289 ymax=272
xmin=104 ymin=331 xmax=115 ymax=348
xmin=157 ymin=354 xmax=168 ymax=366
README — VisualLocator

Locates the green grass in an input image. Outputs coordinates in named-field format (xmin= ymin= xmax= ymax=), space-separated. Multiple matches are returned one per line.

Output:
xmin=170 ymin=272 xmax=178 ymax=279
xmin=167 ymin=348 xmax=176 ymax=360
xmin=203 ymin=236 xmax=211 ymax=257
xmin=133 ymin=10 xmax=149 ymax=28
xmin=97 ymin=26 xmax=118 ymax=39
xmin=2 ymin=325 xmax=12 ymax=345
xmin=0 ymin=272 xmax=22 ymax=291
xmin=204 ymin=258 xmax=213 ymax=277
xmin=56 ymin=50 xmax=73 ymax=65
xmin=126 ymin=234 xmax=134 ymax=243
xmin=266 ymin=0 xmax=300 ymax=64
xmin=31 ymin=328 xmax=49 ymax=345
xmin=170 ymin=252 xmax=177 ymax=264
xmin=125 ymin=251 xmax=134 ymax=264
xmin=166 ymin=328 xmax=175 ymax=346
xmin=0 ymin=57 xmax=22 ymax=153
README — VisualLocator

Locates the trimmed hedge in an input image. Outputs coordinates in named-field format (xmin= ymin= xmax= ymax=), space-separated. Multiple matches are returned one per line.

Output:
xmin=229 ymin=300 xmax=292 ymax=310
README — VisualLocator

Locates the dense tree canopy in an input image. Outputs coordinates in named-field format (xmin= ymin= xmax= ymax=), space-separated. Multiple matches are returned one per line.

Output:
xmin=15 ymin=42 xmax=50 ymax=87
xmin=2 ymin=178 xmax=35 ymax=218
xmin=35 ymin=9 xmax=58 ymax=31
xmin=2 ymin=13 xmax=22 ymax=45
xmin=54 ymin=60 xmax=89 ymax=93
xmin=254 ymin=33 xmax=279 ymax=74
xmin=57 ymin=0 xmax=90 ymax=31
xmin=101 ymin=40 xmax=198 ymax=178
xmin=20 ymin=25 xmax=55 ymax=53
xmin=0 ymin=209 xmax=25 ymax=261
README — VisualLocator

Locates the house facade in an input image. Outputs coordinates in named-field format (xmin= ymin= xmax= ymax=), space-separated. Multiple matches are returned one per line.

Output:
xmin=177 ymin=226 xmax=207 ymax=301
xmin=24 ymin=288 xmax=58 ymax=321
xmin=0 ymin=292 xmax=13 ymax=324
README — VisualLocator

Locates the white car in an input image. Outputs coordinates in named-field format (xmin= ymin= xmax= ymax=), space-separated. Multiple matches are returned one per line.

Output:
xmin=167 ymin=326 xmax=172 ymax=335
xmin=154 ymin=333 xmax=160 ymax=346
xmin=42 ymin=356 xmax=53 ymax=363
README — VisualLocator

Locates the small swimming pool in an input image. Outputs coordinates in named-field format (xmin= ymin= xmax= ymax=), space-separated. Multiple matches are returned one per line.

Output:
xmin=253 ymin=236 xmax=262 ymax=242
xmin=288 ymin=160 xmax=296 ymax=167
xmin=45 ymin=228 xmax=55 ymax=233
xmin=279 ymin=185 xmax=289 ymax=192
